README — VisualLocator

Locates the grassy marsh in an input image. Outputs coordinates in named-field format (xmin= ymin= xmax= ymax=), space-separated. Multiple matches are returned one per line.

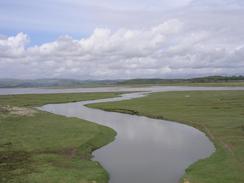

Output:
xmin=89 ymin=91 xmax=244 ymax=183
xmin=0 ymin=92 xmax=119 ymax=183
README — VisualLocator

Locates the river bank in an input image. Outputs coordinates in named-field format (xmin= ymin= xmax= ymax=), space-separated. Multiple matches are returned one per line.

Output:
xmin=0 ymin=92 xmax=119 ymax=183
xmin=40 ymin=92 xmax=214 ymax=183
xmin=89 ymin=90 xmax=244 ymax=183
xmin=1 ymin=89 xmax=243 ymax=183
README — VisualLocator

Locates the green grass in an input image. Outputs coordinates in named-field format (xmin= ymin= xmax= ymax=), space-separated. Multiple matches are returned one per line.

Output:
xmin=88 ymin=91 xmax=244 ymax=183
xmin=120 ymin=81 xmax=244 ymax=87
xmin=0 ymin=92 xmax=120 ymax=107
xmin=0 ymin=92 xmax=120 ymax=183
xmin=162 ymin=81 xmax=244 ymax=87
xmin=168 ymin=82 xmax=244 ymax=87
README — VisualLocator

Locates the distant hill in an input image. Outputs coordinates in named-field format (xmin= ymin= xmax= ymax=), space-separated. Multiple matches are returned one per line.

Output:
xmin=0 ymin=76 xmax=244 ymax=88
xmin=0 ymin=79 xmax=118 ymax=88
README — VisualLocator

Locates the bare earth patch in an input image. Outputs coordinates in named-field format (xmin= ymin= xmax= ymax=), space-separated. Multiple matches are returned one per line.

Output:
xmin=0 ymin=106 xmax=37 ymax=117
xmin=183 ymin=179 xmax=190 ymax=183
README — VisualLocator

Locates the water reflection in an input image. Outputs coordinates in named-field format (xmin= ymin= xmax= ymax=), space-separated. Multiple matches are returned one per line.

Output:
xmin=40 ymin=92 xmax=215 ymax=183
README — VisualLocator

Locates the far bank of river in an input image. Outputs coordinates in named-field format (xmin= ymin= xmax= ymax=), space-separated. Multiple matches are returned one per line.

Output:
xmin=1 ymin=86 xmax=244 ymax=95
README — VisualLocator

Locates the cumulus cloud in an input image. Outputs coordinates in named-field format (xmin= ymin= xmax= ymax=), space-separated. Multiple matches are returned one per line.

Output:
xmin=0 ymin=17 xmax=243 ymax=79
xmin=0 ymin=0 xmax=244 ymax=79
xmin=0 ymin=33 xmax=28 ymax=59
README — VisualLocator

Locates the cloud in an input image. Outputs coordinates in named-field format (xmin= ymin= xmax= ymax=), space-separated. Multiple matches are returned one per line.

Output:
xmin=0 ymin=32 xmax=28 ymax=59
xmin=189 ymin=0 xmax=244 ymax=9
xmin=0 ymin=18 xmax=243 ymax=79
xmin=0 ymin=0 xmax=244 ymax=79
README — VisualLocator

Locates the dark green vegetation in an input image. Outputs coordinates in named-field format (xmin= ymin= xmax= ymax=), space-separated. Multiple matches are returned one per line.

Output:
xmin=118 ymin=76 xmax=244 ymax=86
xmin=1 ymin=76 xmax=244 ymax=88
xmin=0 ymin=92 xmax=120 ymax=183
xmin=89 ymin=91 xmax=244 ymax=183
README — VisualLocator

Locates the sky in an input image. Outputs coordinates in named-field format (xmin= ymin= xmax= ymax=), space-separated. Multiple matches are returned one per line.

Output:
xmin=0 ymin=0 xmax=244 ymax=79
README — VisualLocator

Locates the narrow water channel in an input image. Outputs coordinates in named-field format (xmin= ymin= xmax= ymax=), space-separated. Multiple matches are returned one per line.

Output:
xmin=40 ymin=92 xmax=215 ymax=183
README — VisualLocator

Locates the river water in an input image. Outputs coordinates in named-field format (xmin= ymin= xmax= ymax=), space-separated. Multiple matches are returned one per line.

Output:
xmin=39 ymin=91 xmax=216 ymax=183
xmin=1 ymin=85 xmax=244 ymax=95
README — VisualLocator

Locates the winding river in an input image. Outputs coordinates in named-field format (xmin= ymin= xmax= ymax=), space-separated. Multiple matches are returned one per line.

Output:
xmin=39 ymin=90 xmax=216 ymax=183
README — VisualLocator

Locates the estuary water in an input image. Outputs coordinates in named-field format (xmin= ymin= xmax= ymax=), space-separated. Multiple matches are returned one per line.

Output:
xmin=1 ymin=85 xmax=244 ymax=95
xmin=40 ymin=91 xmax=216 ymax=183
